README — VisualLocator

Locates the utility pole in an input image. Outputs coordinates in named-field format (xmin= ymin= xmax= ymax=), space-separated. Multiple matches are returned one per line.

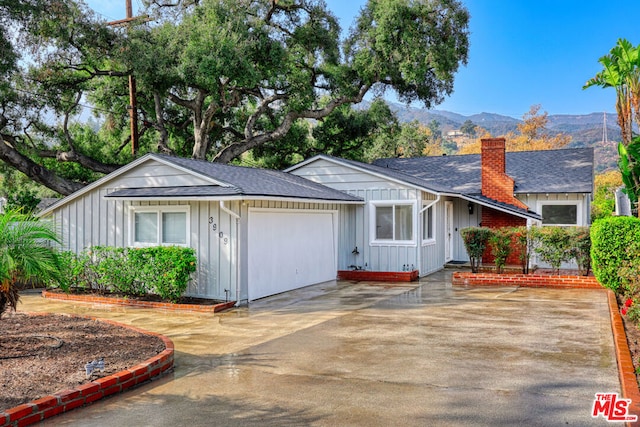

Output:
xmin=108 ymin=0 xmax=141 ymax=156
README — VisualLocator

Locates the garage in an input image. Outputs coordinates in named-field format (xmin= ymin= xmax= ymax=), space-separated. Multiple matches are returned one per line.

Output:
xmin=247 ymin=209 xmax=337 ymax=300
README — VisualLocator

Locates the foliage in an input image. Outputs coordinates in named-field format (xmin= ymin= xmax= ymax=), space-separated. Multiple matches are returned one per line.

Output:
xmin=457 ymin=105 xmax=570 ymax=154
xmin=4 ymin=189 xmax=41 ymax=215
xmin=488 ymin=228 xmax=512 ymax=273
xmin=0 ymin=209 xmax=64 ymax=318
xmin=460 ymin=227 xmax=493 ymax=273
xmin=585 ymin=39 xmax=640 ymax=213
xmin=592 ymin=169 xmax=623 ymax=220
xmin=591 ymin=216 xmax=640 ymax=293
xmin=530 ymin=226 xmax=572 ymax=274
xmin=249 ymin=98 xmax=400 ymax=169
xmin=460 ymin=120 xmax=477 ymax=137
xmin=52 ymin=246 xmax=197 ymax=303
xmin=511 ymin=226 xmax=534 ymax=274
xmin=567 ymin=227 xmax=591 ymax=276
xmin=127 ymin=246 xmax=197 ymax=302
xmin=618 ymin=239 xmax=640 ymax=322
xmin=0 ymin=0 xmax=470 ymax=195
xmin=618 ymin=138 xmax=640 ymax=208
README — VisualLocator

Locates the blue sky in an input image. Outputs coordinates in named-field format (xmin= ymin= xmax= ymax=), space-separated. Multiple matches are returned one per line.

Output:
xmin=87 ymin=0 xmax=640 ymax=118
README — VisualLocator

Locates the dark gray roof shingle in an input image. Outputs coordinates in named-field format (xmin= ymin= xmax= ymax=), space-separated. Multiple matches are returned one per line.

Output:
xmin=372 ymin=148 xmax=594 ymax=194
xmin=110 ymin=155 xmax=362 ymax=202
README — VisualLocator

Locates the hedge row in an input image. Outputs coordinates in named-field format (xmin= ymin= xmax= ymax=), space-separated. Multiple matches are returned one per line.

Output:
xmin=591 ymin=216 xmax=640 ymax=294
xmin=51 ymin=246 xmax=197 ymax=302
xmin=460 ymin=226 xmax=591 ymax=275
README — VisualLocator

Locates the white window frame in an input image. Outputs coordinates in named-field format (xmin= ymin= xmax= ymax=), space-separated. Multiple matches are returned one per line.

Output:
xmin=421 ymin=204 xmax=436 ymax=246
xmin=129 ymin=205 xmax=191 ymax=247
xmin=369 ymin=200 xmax=417 ymax=246
xmin=536 ymin=200 xmax=582 ymax=226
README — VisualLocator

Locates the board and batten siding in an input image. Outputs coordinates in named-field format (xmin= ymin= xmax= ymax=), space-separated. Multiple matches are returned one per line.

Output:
xmin=291 ymin=159 xmax=443 ymax=274
xmin=49 ymin=192 xmax=239 ymax=300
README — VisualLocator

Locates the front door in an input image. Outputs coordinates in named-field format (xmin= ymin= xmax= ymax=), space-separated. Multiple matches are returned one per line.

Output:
xmin=444 ymin=201 xmax=454 ymax=262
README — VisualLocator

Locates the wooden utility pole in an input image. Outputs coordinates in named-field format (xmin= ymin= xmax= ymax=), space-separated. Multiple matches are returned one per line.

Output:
xmin=108 ymin=0 xmax=140 ymax=156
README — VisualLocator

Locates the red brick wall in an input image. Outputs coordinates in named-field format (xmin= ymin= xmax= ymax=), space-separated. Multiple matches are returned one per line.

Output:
xmin=481 ymin=138 xmax=528 ymax=210
xmin=452 ymin=271 xmax=601 ymax=289
xmin=481 ymin=208 xmax=526 ymax=265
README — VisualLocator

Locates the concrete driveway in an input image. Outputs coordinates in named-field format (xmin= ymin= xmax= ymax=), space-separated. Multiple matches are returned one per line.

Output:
xmin=18 ymin=271 xmax=619 ymax=426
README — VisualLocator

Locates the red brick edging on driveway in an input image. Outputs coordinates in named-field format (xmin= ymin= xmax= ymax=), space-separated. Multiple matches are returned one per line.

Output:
xmin=0 ymin=314 xmax=174 ymax=427
xmin=451 ymin=271 xmax=601 ymax=288
xmin=608 ymin=290 xmax=640 ymax=426
xmin=42 ymin=290 xmax=236 ymax=313
xmin=453 ymin=271 xmax=640 ymax=426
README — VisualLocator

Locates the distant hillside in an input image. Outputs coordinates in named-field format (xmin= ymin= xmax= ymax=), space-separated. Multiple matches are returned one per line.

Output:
xmin=366 ymin=101 xmax=620 ymax=172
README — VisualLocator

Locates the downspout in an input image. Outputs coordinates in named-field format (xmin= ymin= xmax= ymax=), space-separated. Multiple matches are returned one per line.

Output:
xmin=220 ymin=200 xmax=241 ymax=306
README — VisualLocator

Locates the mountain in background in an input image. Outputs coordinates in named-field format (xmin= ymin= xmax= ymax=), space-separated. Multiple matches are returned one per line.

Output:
xmin=373 ymin=101 xmax=620 ymax=172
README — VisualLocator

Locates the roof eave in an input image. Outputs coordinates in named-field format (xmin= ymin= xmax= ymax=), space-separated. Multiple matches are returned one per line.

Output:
xmin=104 ymin=194 xmax=364 ymax=204
xmin=287 ymin=154 xmax=440 ymax=195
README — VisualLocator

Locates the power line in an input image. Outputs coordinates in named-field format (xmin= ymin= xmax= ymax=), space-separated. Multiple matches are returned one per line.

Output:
xmin=13 ymin=87 xmax=119 ymax=116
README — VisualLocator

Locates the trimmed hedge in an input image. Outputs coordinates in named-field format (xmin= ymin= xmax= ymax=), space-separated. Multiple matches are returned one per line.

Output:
xmin=591 ymin=216 xmax=640 ymax=293
xmin=52 ymin=246 xmax=197 ymax=302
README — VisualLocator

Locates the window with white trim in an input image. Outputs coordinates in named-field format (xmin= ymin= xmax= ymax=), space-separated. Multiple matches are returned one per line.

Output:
xmin=130 ymin=206 xmax=190 ymax=246
xmin=422 ymin=205 xmax=435 ymax=243
xmin=538 ymin=201 xmax=581 ymax=226
xmin=370 ymin=201 xmax=415 ymax=244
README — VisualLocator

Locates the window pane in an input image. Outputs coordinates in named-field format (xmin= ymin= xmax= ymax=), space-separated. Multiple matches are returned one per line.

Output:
xmin=541 ymin=205 xmax=577 ymax=225
xmin=162 ymin=212 xmax=187 ymax=244
xmin=395 ymin=205 xmax=413 ymax=240
xmin=376 ymin=206 xmax=393 ymax=239
xmin=135 ymin=212 xmax=157 ymax=243
xmin=423 ymin=206 xmax=433 ymax=240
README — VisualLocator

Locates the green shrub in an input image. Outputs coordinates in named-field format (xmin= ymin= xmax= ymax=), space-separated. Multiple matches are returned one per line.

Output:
xmin=511 ymin=226 xmax=534 ymax=274
xmin=591 ymin=216 xmax=640 ymax=293
xmin=568 ymin=227 xmax=591 ymax=276
xmin=460 ymin=227 xmax=493 ymax=273
xmin=128 ymin=247 xmax=197 ymax=302
xmin=531 ymin=226 xmax=572 ymax=274
xmin=49 ymin=246 xmax=197 ymax=302
xmin=488 ymin=228 xmax=512 ymax=273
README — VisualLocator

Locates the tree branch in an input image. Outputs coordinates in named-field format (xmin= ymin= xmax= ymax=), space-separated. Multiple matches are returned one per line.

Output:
xmin=0 ymin=134 xmax=85 ymax=196
xmin=215 ymin=83 xmax=372 ymax=163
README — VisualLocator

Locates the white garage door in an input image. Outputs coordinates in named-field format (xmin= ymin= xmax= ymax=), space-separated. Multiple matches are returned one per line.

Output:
xmin=248 ymin=210 xmax=336 ymax=301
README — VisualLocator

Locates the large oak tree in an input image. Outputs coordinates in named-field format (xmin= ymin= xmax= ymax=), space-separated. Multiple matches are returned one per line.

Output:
xmin=1 ymin=0 xmax=469 ymax=195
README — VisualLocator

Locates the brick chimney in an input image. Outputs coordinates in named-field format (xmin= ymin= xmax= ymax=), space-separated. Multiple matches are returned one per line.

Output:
xmin=481 ymin=138 xmax=528 ymax=210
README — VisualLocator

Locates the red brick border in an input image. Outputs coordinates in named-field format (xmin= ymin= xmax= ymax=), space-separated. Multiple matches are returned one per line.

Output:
xmin=608 ymin=291 xmax=640 ymax=426
xmin=42 ymin=290 xmax=236 ymax=313
xmin=337 ymin=270 xmax=419 ymax=282
xmin=452 ymin=271 xmax=601 ymax=289
xmin=0 ymin=315 xmax=174 ymax=427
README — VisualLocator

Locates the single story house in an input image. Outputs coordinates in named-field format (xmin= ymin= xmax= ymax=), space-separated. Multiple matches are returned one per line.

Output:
xmin=40 ymin=138 xmax=593 ymax=303
xmin=287 ymin=138 xmax=593 ymax=272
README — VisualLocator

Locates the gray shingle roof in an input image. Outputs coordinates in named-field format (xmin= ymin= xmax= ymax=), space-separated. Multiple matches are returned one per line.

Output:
xmin=110 ymin=155 xmax=362 ymax=203
xmin=372 ymin=148 xmax=594 ymax=194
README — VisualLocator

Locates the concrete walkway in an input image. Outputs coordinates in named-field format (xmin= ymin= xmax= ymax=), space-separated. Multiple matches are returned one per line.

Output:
xmin=18 ymin=271 xmax=619 ymax=426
